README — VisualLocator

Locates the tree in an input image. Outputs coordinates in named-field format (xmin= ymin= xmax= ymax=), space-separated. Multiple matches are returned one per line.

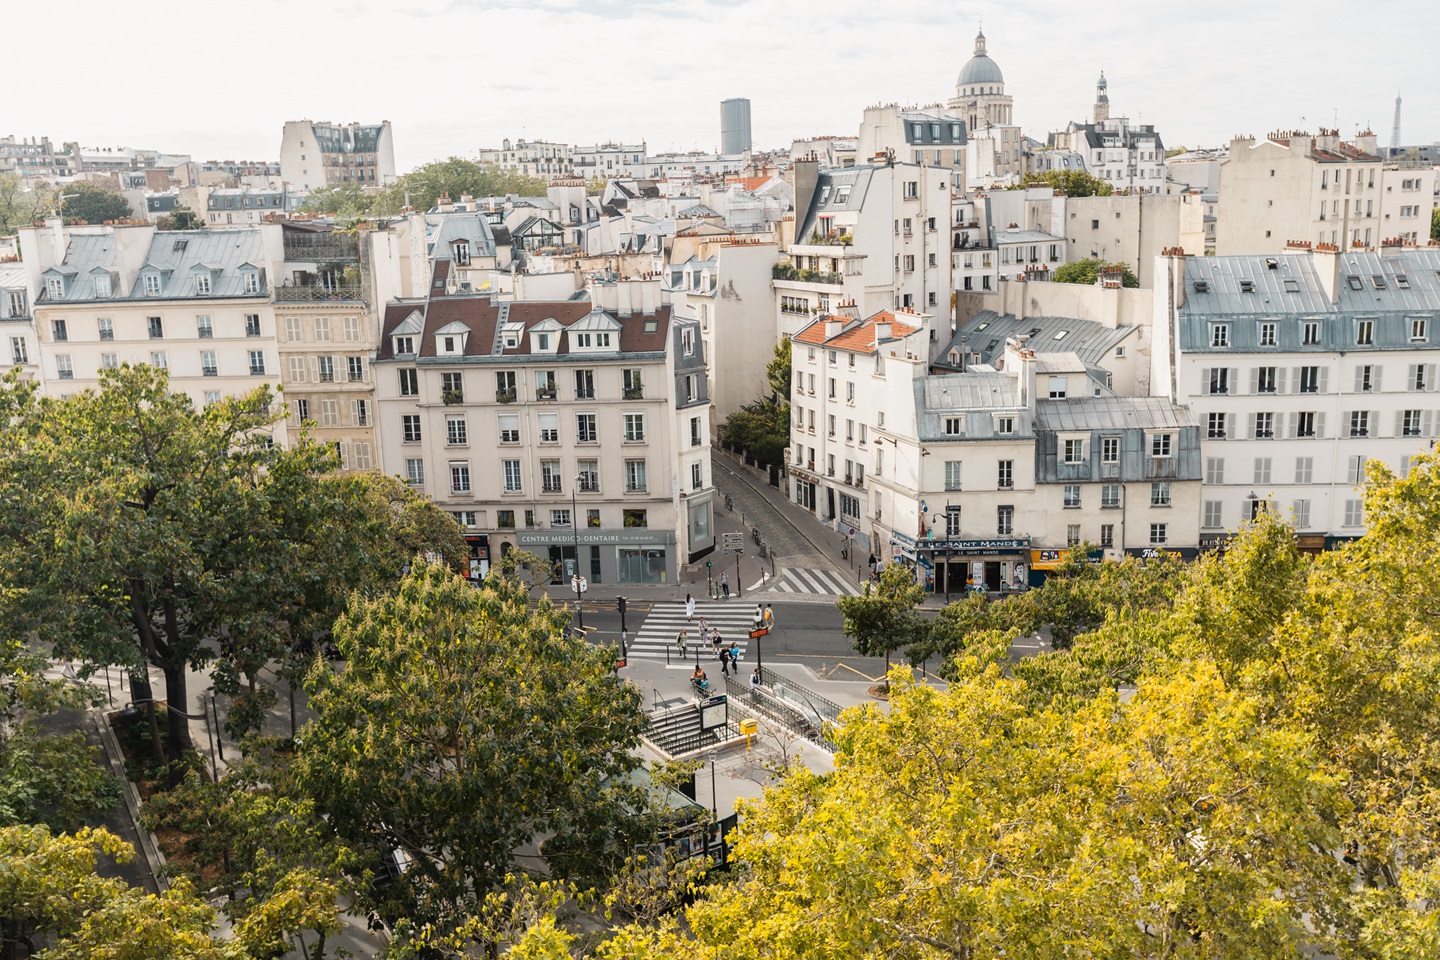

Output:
xmin=1052 ymin=256 xmax=1140 ymax=288
xmin=0 ymin=173 xmax=53 ymax=236
xmin=1431 ymin=206 xmax=1439 ymax=243
xmin=58 ymin=183 xmax=132 ymax=225
xmin=369 ymin=158 xmax=550 ymax=215
xmin=836 ymin=562 xmax=924 ymax=687
xmin=156 ymin=206 xmax=204 ymax=231
xmin=723 ymin=338 xmax=792 ymax=467
xmin=0 ymin=825 xmax=132 ymax=960
xmin=294 ymin=558 xmax=649 ymax=934
xmin=1021 ymin=169 xmax=1113 ymax=197
xmin=297 ymin=183 xmax=375 ymax=219
xmin=0 ymin=638 xmax=120 ymax=833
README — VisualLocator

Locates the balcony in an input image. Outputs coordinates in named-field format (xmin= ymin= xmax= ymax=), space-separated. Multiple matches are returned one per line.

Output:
xmin=772 ymin=262 xmax=843 ymax=285
xmin=496 ymin=389 xmax=516 ymax=403
xmin=536 ymin=386 xmax=557 ymax=401
xmin=578 ymin=479 xmax=599 ymax=493
xmin=283 ymin=235 xmax=359 ymax=262
xmin=274 ymin=283 xmax=365 ymax=302
xmin=542 ymin=479 xmax=563 ymax=493
xmin=442 ymin=390 xmax=464 ymax=405
xmin=623 ymin=386 xmax=644 ymax=400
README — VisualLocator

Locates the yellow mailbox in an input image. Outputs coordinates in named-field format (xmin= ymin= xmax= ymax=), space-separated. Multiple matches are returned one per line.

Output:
xmin=739 ymin=717 xmax=759 ymax=749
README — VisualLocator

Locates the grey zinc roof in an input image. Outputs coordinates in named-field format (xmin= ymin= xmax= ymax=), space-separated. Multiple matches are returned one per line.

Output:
xmin=1182 ymin=255 xmax=1333 ymax=315
xmin=430 ymin=214 xmax=497 ymax=260
xmin=796 ymin=166 xmax=876 ymax=240
xmin=132 ymin=231 xmax=267 ymax=300
xmin=914 ymin=372 xmax=1034 ymax=442
xmin=946 ymin=311 xmax=1134 ymax=367
xmin=995 ymin=229 xmax=1065 ymax=245
xmin=39 ymin=235 xmax=122 ymax=302
xmin=1035 ymin=396 xmax=1198 ymax=432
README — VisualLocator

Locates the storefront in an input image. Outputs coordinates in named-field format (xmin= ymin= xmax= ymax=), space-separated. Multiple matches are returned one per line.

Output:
xmin=464 ymin=534 xmax=491 ymax=582
xmin=1123 ymin=546 xmax=1200 ymax=562
xmin=1027 ymin=547 xmax=1103 ymax=587
xmin=515 ymin=528 xmax=677 ymax=585
xmin=897 ymin=532 xmax=1032 ymax=595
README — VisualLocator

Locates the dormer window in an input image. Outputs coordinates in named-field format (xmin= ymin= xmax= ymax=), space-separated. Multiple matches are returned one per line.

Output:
xmin=45 ymin=277 xmax=64 ymax=300
xmin=143 ymin=273 xmax=162 ymax=296
xmin=503 ymin=332 xmax=519 ymax=348
xmin=444 ymin=335 xmax=457 ymax=353
xmin=94 ymin=274 xmax=112 ymax=298
xmin=194 ymin=273 xmax=212 ymax=295
xmin=453 ymin=241 xmax=470 ymax=266
xmin=434 ymin=321 xmax=469 ymax=355
xmin=538 ymin=333 xmax=550 ymax=351
xmin=394 ymin=336 xmax=414 ymax=356
xmin=243 ymin=271 xmax=260 ymax=294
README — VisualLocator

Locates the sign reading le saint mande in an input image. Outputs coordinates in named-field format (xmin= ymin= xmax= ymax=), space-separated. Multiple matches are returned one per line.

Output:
xmin=893 ymin=531 xmax=1032 ymax=556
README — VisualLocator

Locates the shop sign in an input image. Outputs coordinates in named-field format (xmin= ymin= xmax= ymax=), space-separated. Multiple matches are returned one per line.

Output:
xmin=1124 ymin=546 xmax=1199 ymax=561
xmin=516 ymin=528 xmax=675 ymax=547
xmin=919 ymin=536 xmax=1031 ymax=555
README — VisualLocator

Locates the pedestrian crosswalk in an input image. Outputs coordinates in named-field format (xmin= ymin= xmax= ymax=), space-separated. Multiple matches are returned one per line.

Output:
xmin=767 ymin=566 xmax=861 ymax=597
xmin=626 ymin=600 xmax=761 ymax=662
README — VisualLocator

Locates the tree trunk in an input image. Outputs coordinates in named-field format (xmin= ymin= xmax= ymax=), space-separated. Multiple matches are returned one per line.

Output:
xmin=288 ymin=679 xmax=297 ymax=739
xmin=130 ymin=669 xmax=167 ymax=765
xmin=162 ymin=662 xmax=193 ymax=759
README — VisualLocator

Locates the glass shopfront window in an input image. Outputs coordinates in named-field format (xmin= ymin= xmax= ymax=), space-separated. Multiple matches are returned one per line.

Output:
xmin=618 ymin=547 xmax=667 ymax=583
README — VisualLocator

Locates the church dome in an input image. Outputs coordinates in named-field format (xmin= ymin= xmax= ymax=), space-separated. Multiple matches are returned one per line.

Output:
xmin=957 ymin=29 xmax=1004 ymax=87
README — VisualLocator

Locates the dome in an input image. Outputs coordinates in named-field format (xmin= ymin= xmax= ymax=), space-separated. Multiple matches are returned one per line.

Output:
xmin=956 ymin=29 xmax=1004 ymax=87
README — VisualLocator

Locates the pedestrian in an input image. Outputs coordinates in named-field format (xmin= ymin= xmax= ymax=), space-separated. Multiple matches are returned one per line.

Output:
xmin=675 ymin=627 xmax=687 ymax=659
xmin=719 ymin=645 xmax=732 ymax=677
xmin=753 ymin=602 xmax=764 ymax=629
xmin=729 ymin=641 xmax=741 ymax=666
xmin=700 ymin=617 xmax=712 ymax=651
xmin=720 ymin=571 xmax=729 ymax=598
xmin=763 ymin=603 xmax=774 ymax=630
xmin=712 ymin=629 xmax=723 ymax=658
xmin=685 ymin=593 xmax=695 ymax=621
xmin=750 ymin=665 xmax=762 ymax=690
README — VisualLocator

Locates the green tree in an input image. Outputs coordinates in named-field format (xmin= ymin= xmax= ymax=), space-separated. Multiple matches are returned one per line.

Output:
xmin=297 ymin=183 xmax=375 ymax=219
xmin=836 ymin=562 xmax=925 ymax=686
xmin=1021 ymin=169 xmax=1114 ymax=197
xmin=1052 ymin=256 xmax=1140 ymax=288
xmin=157 ymin=206 xmax=204 ymax=231
xmin=723 ymin=338 xmax=792 ymax=467
xmin=0 ymin=173 xmax=53 ymax=236
xmin=294 ymin=558 xmax=648 ymax=934
xmin=0 ymin=825 xmax=132 ymax=960
xmin=1431 ymin=206 xmax=1439 ymax=243
xmin=58 ymin=183 xmax=132 ymax=224
xmin=371 ymin=158 xmax=550 ymax=215
xmin=0 ymin=639 xmax=120 ymax=833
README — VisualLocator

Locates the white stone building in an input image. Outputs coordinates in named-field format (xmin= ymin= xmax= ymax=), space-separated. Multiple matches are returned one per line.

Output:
xmin=477 ymin=139 xmax=574 ymax=178
xmin=279 ymin=121 xmax=396 ymax=194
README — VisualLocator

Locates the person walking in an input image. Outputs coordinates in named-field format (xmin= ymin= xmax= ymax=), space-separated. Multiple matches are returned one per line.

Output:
xmin=762 ymin=603 xmax=774 ymax=630
xmin=750 ymin=665 xmax=762 ymax=691
xmin=699 ymin=617 xmax=712 ymax=651
xmin=719 ymin=645 xmax=732 ymax=677
xmin=753 ymin=602 xmax=764 ymax=630
xmin=729 ymin=641 xmax=741 ymax=666
xmin=720 ymin=571 xmax=729 ymax=599
xmin=712 ymin=629 xmax=723 ymax=659
xmin=685 ymin=593 xmax=696 ymax=621
xmin=675 ymin=627 xmax=687 ymax=660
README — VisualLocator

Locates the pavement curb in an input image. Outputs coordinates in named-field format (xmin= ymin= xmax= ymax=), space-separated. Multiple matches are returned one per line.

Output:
xmin=717 ymin=448 xmax=851 ymax=570
xmin=90 ymin=708 xmax=170 ymax=892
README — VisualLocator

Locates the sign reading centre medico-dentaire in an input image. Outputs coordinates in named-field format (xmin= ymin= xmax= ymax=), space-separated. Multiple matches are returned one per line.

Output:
xmin=516 ymin=529 xmax=676 ymax=547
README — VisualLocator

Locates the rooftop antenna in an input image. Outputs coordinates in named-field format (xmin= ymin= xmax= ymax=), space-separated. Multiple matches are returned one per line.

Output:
xmin=1390 ymin=92 xmax=1403 ymax=153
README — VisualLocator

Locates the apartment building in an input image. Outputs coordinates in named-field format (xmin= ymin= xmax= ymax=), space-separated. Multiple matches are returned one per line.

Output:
xmin=22 ymin=221 xmax=286 ymax=440
xmin=279 ymin=120 xmax=396 ymax=194
xmin=573 ymin=143 xmax=648 ymax=180
xmin=374 ymin=277 xmax=712 ymax=584
xmin=1 ymin=258 xmax=37 ymax=380
xmin=477 ymin=138 xmax=574 ymax=178
xmin=778 ymin=159 xmax=953 ymax=336
xmin=1153 ymin=246 xmax=1440 ymax=549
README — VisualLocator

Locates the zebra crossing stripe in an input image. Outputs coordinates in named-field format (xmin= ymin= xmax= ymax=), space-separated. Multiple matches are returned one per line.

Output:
xmin=625 ymin=601 xmax=759 ymax=659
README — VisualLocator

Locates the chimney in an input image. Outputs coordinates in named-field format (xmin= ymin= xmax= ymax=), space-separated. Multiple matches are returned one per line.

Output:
xmin=825 ymin=317 xmax=844 ymax=339
xmin=874 ymin=319 xmax=893 ymax=341
xmin=616 ymin=279 xmax=634 ymax=317
xmin=1313 ymin=243 xmax=1342 ymax=303
xmin=45 ymin=216 xmax=66 ymax=265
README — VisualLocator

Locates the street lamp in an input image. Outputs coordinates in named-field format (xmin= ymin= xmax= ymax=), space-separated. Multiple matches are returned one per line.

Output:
xmin=572 ymin=475 xmax=584 ymax=631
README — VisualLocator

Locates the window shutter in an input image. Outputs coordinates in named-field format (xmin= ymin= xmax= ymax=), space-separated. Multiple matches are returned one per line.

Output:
xmin=1200 ymin=368 xmax=1211 ymax=394
xmin=1428 ymin=364 xmax=1437 ymax=391
xmin=1229 ymin=368 xmax=1240 ymax=394
xmin=1288 ymin=412 xmax=1299 ymax=439
xmin=1372 ymin=366 xmax=1383 ymax=392
xmin=1249 ymin=368 xmax=1259 ymax=394
xmin=351 ymin=400 xmax=361 ymax=425
xmin=1355 ymin=366 xmax=1368 ymax=392
xmin=1426 ymin=410 xmax=1436 ymax=437
xmin=1226 ymin=413 xmax=1237 ymax=439
xmin=1275 ymin=368 xmax=1287 ymax=393
xmin=1317 ymin=367 xmax=1329 ymax=393
xmin=1314 ymin=412 xmax=1326 ymax=439
xmin=1395 ymin=410 xmax=1406 ymax=436
xmin=1408 ymin=364 xmax=1420 ymax=390
xmin=1291 ymin=367 xmax=1302 ymax=393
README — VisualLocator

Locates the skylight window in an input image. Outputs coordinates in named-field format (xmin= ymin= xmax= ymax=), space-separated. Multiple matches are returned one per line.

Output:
xmin=1395 ymin=274 xmax=1410 ymax=289
xmin=1239 ymin=279 xmax=1255 ymax=293
xmin=1193 ymin=280 xmax=1209 ymax=293
xmin=1372 ymin=275 xmax=1387 ymax=290
xmin=1053 ymin=330 xmax=1069 ymax=341
xmin=1283 ymin=279 xmax=1300 ymax=293
xmin=1347 ymin=276 xmax=1364 ymax=291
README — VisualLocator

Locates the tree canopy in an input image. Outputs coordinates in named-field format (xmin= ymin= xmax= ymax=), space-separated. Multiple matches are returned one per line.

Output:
xmin=299 ymin=158 xmax=550 ymax=219
xmin=59 ymin=182 xmax=132 ymax=225
xmin=1052 ymin=256 xmax=1141 ymax=288
xmin=722 ymin=338 xmax=792 ymax=467
xmin=1020 ymin=169 xmax=1114 ymax=197
xmin=295 ymin=557 xmax=649 ymax=934
xmin=0 ymin=173 xmax=53 ymax=236
xmin=836 ymin=561 xmax=924 ymax=682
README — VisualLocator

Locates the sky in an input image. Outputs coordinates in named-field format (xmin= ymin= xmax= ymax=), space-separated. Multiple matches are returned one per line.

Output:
xmin=7 ymin=0 xmax=1438 ymax=172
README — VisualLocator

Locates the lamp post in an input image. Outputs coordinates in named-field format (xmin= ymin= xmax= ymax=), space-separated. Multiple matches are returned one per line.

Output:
xmin=572 ymin=475 xmax=583 ymax=631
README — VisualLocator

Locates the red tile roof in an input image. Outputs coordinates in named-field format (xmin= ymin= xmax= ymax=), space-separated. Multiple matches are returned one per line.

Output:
xmin=792 ymin=310 xmax=921 ymax=353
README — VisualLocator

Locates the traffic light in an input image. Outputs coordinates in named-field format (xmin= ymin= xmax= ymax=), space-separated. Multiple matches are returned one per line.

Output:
xmin=706 ymin=560 xmax=712 ymax=569
xmin=617 ymin=596 xmax=627 ymax=615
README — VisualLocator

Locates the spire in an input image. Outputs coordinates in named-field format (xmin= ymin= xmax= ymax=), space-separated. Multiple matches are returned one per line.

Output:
xmin=1093 ymin=71 xmax=1110 ymax=124
xmin=974 ymin=26 xmax=987 ymax=56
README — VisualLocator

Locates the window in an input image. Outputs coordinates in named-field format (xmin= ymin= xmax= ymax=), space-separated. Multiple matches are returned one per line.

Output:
xmin=1098 ymin=436 xmax=1119 ymax=465
xmin=623 ymin=413 xmax=645 ymax=442
xmin=1355 ymin=319 xmax=1374 ymax=345
xmin=403 ymin=458 xmax=425 ymax=485
xmin=1149 ymin=523 xmax=1168 ymax=545
xmin=1402 ymin=409 xmax=1425 ymax=437
xmin=286 ymin=317 xmax=303 ymax=342
xmin=56 ymin=355 xmax=73 ymax=380
xmin=1246 ymin=410 xmax=1274 ymax=440
xmin=828 ymin=415 xmax=836 ymax=437
xmin=45 ymin=277 xmax=64 ymax=300
xmin=1048 ymin=376 xmax=1068 ymax=399
xmin=91 ymin=273 xmax=112 ymax=298
xmin=193 ymin=273 xmax=212 ymax=296
xmin=1258 ymin=322 xmax=1277 ymax=347
xmin=497 ymin=509 xmax=515 ymax=529
xmin=1063 ymin=439 xmax=1085 ymax=463
xmin=681 ymin=327 xmax=695 ymax=356
xmin=343 ymin=316 xmax=360 ymax=342
xmin=446 ymin=416 xmax=468 ymax=445
xmin=348 ymin=356 xmax=364 ymax=381
xmin=144 ymin=350 xmax=165 ymax=369
xmin=200 ymin=351 xmax=217 ymax=377
xmin=1151 ymin=482 xmax=1171 ymax=507
xmin=578 ymin=459 xmax=599 ymax=492
xmin=1100 ymin=523 xmax=1115 ymax=548
xmin=1294 ymin=412 xmax=1317 ymax=438
xmin=691 ymin=461 xmax=703 ymax=490
xmin=575 ymin=369 xmax=595 ymax=399
xmin=248 ymin=351 xmax=266 ymax=376
xmin=538 ymin=413 xmax=559 ymax=443
xmin=997 ymin=505 xmax=1014 ymax=536
xmin=450 ymin=462 xmax=471 ymax=494
xmin=1205 ymin=457 xmax=1225 ymax=485
xmin=99 ymin=352 xmax=117 ymax=370
xmin=399 ymin=368 xmax=419 ymax=396
xmin=244 ymin=272 xmax=260 ymax=294
xmin=944 ymin=417 xmax=963 ymax=436
xmin=996 ymin=416 xmax=1014 ymax=436
xmin=8 ymin=337 xmax=26 ymax=365
xmin=1210 ymin=324 xmax=1230 ymax=347
xmin=402 ymin=414 xmax=422 ymax=442
xmin=623 ymin=508 xmax=648 ymax=528
xmin=354 ymin=399 xmax=369 ymax=426
xmin=314 ymin=317 xmax=330 ymax=342
xmin=495 ymin=370 xmax=516 ymax=400
xmin=503 ymin=460 xmax=523 ymax=492
xmin=576 ymin=413 xmax=597 ymax=443
xmin=293 ymin=398 xmax=310 ymax=422
xmin=828 ymin=377 xmax=836 ymax=399
xmin=8 ymin=290 xmax=26 ymax=316
xmin=1207 ymin=412 xmax=1230 ymax=439
xmin=1348 ymin=410 xmax=1370 ymax=438
xmin=1292 ymin=500 xmax=1311 ymax=529
xmin=1207 ymin=368 xmax=1231 ymax=395
xmin=1298 ymin=366 xmax=1322 ymax=393
xmin=550 ymin=509 xmax=571 ymax=528
xmin=1302 ymin=321 xmax=1321 ymax=345
xmin=1063 ymin=485 xmax=1081 ymax=508
xmin=846 ymin=381 xmax=855 ymax=403
xmin=143 ymin=274 xmax=161 ymax=296
xmin=541 ymin=460 xmax=563 ymax=492
xmin=625 ymin=459 xmax=647 ymax=492
xmin=317 ymin=356 xmax=335 ymax=382
xmin=496 ymin=413 xmax=520 ymax=444
xmin=1411 ymin=364 xmax=1433 ymax=392
xmin=1254 ymin=457 xmax=1272 ymax=484
xmin=944 ymin=461 xmax=962 ymax=491
xmin=147 ymin=316 xmax=163 ymax=339
xmin=442 ymin=371 xmax=464 ymax=401
xmin=1295 ymin=457 xmax=1314 ymax=484
xmin=1343 ymin=499 xmax=1363 ymax=527
xmin=393 ymin=335 xmax=414 ymax=356
xmin=1203 ymin=500 xmax=1223 ymax=529
xmin=1094 ymin=484 xmax=1117 ymax=508
xmin=90 ymin=317 xmax=113 ymax=342
xmin=320 ymin=400 xmax=340 ymax=427
xmin=1356 ymin=365 xmax=1377 ymax=393
xmin=50 ymin=318 xmax=68 ymax=342
xmin=1347 ymin=455 xmax=1366 ymax=485
xmin=623 ymin=369 xmax=643 ymax=398
xmin=1150 ymin=434 xmax=1172 ymax=457
xmin=1412 ymin=317 xmax=1428 ymax=342
xmin=997 ymin=460 xmax=1013 ymax=489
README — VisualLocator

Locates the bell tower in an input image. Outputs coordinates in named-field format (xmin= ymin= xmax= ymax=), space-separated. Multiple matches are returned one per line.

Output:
xmin=1093 ymin=71 xmax=1110 ymax=124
